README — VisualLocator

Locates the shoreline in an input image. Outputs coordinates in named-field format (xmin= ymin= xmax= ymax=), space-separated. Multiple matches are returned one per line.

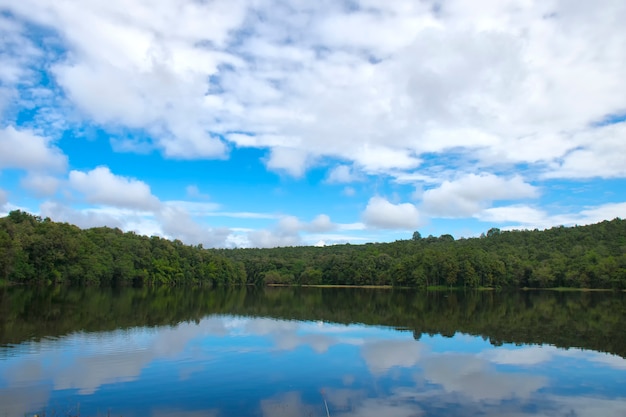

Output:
xmin=266 ymin=283 xmax=624 ymax=292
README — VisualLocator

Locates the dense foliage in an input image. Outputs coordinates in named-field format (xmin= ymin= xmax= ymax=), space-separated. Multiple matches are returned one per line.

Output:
xmin=2 ymin=286 xmax=625 ymax=359
xmin=0 ymin=210 xmax=246 ymax=286
xmin=217 ymin=218 xmax=626 ymax=289
xmin=1 ymin=210 xmax=625 ymax=288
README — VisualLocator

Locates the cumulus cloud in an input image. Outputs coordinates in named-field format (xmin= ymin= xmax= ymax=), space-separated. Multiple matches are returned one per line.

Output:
xmin=246 ymin=213 xmax=337 ymax=248
xmin=362 ymin=196 xmax=421 ymax=229
xmin=247 ymin=229 xmax=300 ymax=248
xmin=38 ymin=200 xmax=227 ymax=242
xmin=20 ymin=173 xmax=60 ymax=197
xmin=69 ymin=166 xmax=160 ymax=210
xmin=308 ymin=214 xmax=334 ymax=232
xmin=544 ymin=122 xmax=626 ymax=179
xmin=422 ymin=174 xmax=539 ymax=218
xmin=0 ymin=188 xmax=6 ymax=206
xmin=40 ymin=201 xmax=130 ymax=230
xmin=5 ymin=0 xmax=245 ymax=159
xmin=3 ymin=0 xmax=625 ymax=180
xmin=0 ymin=126 xmax=67 ymax=172
xmin=476 ymin=205 xmax=548 ymax=225
xmin=326 ymin=165 xmax=362 ymax=184
xmin=0 ymin=15 xmax=47 ymax=118
xmin=265 ymin=147 xmax=311 ymax=178
xmin=158 ymin=203 xmax=232 ymax=248
xmin=577 ymin=202 xmax=626 ymax=223
xmin=476 ymin=201 xmax=626 ymax=230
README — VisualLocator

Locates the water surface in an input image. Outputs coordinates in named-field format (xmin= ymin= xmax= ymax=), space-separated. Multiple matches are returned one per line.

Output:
xmin=1 ymin=287 xmax=625 ymax=416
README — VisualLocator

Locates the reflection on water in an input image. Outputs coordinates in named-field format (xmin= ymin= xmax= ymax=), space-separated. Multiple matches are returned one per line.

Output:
xmin=1 ymin=287 xmax=625 ymax=416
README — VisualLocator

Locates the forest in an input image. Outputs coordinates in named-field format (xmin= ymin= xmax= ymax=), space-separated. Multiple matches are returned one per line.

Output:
xmin=1 ymin=210 xmax=625 ymax=289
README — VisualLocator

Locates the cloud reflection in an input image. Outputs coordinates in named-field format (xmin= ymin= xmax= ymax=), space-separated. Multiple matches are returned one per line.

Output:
xmin=423 ymin=353 xmax=548 ymax=401
xmin=0 ymin=385 xmax=49 ymax=417
xmin=260 ymin=391 xmax=321 ymax=417
xmin=361 ymin=339 xmax=423 ymax=374
xmin=483 ymin=344 xmax=626 ymax=370
xmin=1 ymin=316 xmax=625 ymax=417
xmin=1 ymin=316 xmax=231 ymax=403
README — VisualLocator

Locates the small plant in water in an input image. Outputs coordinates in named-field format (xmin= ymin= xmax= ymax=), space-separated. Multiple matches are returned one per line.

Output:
xmin=320 ymin=389 xmax=331 ymax=417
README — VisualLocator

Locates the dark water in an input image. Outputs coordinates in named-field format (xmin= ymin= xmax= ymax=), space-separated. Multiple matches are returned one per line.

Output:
xmin=1 ymin=287 xmax=625 ymax=417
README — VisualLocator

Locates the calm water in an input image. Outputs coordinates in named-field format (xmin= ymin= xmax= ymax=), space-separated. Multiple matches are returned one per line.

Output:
xmin=1 ymin=287 xmax=626 ymax=417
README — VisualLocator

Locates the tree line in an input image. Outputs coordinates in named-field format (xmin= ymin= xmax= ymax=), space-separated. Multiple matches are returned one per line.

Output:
xmin=1 ymin=210 xmax=625 ymax=289
xmin=217 ymin=219 xmax=626 ymax=289
xmin=0 ymin=210 xmax=246 ymax=286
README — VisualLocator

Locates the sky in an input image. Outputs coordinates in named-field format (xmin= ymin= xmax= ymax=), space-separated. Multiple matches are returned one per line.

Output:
xmin=0 ymin=0 xmax=625 ymax=248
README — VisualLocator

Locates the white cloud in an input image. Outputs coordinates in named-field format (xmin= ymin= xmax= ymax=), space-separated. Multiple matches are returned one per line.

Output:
xmin=0 ymin=126 xmax=67 ymax=172
xmin=338 ymin=222 xmax=366 ymax=231
xmin=247 ymin=229 xmax=301 ymax=248
xmin=1 ymin=0 xmax=626 ymax=181
xmin=158 ymin=203 xmax=231 ymax=248
xmin=326 ymin=165 xmax=362 ymax=184
xmin=265 ymin=147 xmax=310 ymax=178
xmin=307 ymin=214 xmax=335 ymax=232
xmin=0 ymin=188 xmax=7 ymax=210
xmin=476 ymin=205 xmax=548 ymax=225
xmin=203 ymin=211 xmax=279 ymax=220
xmin=40 ymin=198 xmax=238 ymax=247
xmin=422 ymin=174 xmax=539 ymax=217
xmin=476 ymin=201 xmax=626 ymax=230
xmin=362 ymin=196 xmax=421 ymax=229
xmin=246 ymin=213 xmax=336 ymax=248
xmin=577 ymin=202 xmax=626 ymax=223
xmin=166 ymin=201 xmax=221 ymax=215
xmin=545 ymin=122 xmax=626 ymax=179
xmin=4 ymin=0 xmax=246 ymax=159
xmin=0 ymin=16 xmax=46 ymax=118
xmin=20 ymin=173 xmax=60 ymax=197
xmin=69 ymin=166 xmax=160 ymax=210
xmin=40 ymin=201 xmax=127 ymax=230
xmin=353 ymin=146 xmax=421 ymax=174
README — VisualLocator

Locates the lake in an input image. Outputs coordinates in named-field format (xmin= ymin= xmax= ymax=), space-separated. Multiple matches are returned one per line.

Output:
xmin=1 ymin=286 xmax=626 ymax=417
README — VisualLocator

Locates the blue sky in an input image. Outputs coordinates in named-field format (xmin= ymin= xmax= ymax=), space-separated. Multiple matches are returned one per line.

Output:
xmin=0 ymin=0 xmax=625 ymax=247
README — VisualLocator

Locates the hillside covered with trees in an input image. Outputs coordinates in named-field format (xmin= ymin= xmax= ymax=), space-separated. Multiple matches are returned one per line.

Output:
xmin=1 ymin=210 xmax=625 ymax=289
